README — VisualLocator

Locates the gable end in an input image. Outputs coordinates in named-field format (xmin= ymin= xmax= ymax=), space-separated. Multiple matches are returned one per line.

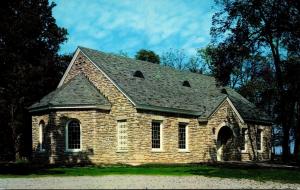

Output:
xmin=57 ymin=47 xmax=137 ymax=107
xmin=207 ymin=97 xmax=245 ymax=124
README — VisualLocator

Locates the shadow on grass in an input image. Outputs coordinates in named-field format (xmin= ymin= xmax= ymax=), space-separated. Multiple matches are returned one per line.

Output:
xmin=0 ymin=163 xmax=66 ymax=176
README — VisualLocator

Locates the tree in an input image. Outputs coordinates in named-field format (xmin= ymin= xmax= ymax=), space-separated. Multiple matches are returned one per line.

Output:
xmin=0 ymin=0 xmax=67 ymax=160
xmin=198 ymin=45 xmax=243 ymax=87
xmin=161 ymin=49 xmax=187 ymax=70
xmin=285 ymin=58 xmax=300 ymax=162
xmin=56 ymin=54 xmax=73 ymax=76
xmin=211 ymin=0 xmax=300 ymax=161
xmin=135 ymin=49 xmax=160 ymax=64
xmin=161 ymin=48 xmax=208 ymax=74
xmin=117 ymin=50 xmax=129 ymax=58
xmin=186 ymin=55 xmax=205 ymax=74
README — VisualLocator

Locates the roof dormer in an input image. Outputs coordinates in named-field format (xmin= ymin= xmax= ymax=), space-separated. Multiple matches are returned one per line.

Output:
xmin=182 ymin=80 xmax=191 ymax=87
xmin=133 ymin=70 xmax=145 ymax=79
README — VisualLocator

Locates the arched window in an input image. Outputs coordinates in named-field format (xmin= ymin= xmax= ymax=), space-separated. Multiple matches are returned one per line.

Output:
xmin=182 ymin=80 xmax=191 ymax=87
xmin=66 ymin=119 xmax=81 ymax=152
xmin=39 ymin=120 xmax=46 ymax=152
xmin=133 ymin=70 xmax=145 ymax=79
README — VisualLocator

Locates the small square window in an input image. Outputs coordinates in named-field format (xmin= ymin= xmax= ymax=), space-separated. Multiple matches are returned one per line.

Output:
xmin=117 ymin=120 xmax=128 ymax=151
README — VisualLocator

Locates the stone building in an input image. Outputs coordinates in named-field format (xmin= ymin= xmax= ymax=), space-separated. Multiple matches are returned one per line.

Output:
xmin=29 ymin=46 xmax=273 ymax=164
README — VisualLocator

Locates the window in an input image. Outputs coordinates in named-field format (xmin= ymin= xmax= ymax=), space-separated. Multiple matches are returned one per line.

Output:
xmin=133 ymin=70 xmax=145 ymax=79
xmin=39 ymin=121 xmax=46 ymax=152
xmin=152 ymin=121 xmax=162 ymax=150
xmin=241 ymin=128 xmax=247 ymax=152
xmin=178 ymin=123 xmax=188 ymax=150
xmin=66 ymin=120 xmax=81 ymax=152
xmin=257 ymin=129 xmax=263 ymax=151
xmin=117 ymin=120 xmax=128 ymax=151
xmin=182 ymin=80 xmax=191 ymax=87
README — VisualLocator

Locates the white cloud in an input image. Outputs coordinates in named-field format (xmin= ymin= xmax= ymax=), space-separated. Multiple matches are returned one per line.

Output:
xmin=53 ymin=0 xmax=215 ymax=55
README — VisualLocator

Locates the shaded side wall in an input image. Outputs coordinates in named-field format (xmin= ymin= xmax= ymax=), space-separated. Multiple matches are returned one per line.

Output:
xmin=32 ymin=110 xmax=101 ymax=164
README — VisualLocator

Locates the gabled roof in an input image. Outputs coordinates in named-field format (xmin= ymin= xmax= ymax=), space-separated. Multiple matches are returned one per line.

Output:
xmin=29 ymin=73 xmax=111 ymax=112
xmin=224 ymin=87 xmax=271 ymax=123
xmin=77 ymin=46 xmax=272 ymax=124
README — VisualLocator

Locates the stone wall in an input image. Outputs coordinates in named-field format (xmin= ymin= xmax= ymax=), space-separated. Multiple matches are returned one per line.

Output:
xmin=32 ymin=110 xmax=101 ymax=164
xmin=207 ymin=99 xmax=272 ymax=161
xmin=132 ymin=111 xmax=211 ymax=164
xmin=31 ymin=51 xmax=272 ymax=164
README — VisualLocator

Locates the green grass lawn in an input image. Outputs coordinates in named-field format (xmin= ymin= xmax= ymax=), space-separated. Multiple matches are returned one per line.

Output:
xmin=0 ymin=163 xmax=299 ymax=184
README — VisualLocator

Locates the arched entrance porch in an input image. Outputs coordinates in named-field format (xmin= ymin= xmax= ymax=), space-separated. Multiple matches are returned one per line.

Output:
xmin=216 ymin=126 xmax=233 ymax=161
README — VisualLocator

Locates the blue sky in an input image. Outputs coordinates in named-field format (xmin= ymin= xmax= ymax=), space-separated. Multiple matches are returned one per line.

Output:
xmin=53 ymin=0 xmax=216 ymax=57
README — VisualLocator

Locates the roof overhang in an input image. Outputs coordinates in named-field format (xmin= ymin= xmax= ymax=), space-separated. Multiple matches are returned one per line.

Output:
xmin=28 ymin=104 xmax=111 ymax=113
xmin=136 ymin=104 xmax=201 ymax=116
xmin=204 ymin=97 xmax=273 ymax=125
xmin=244 ymin=118 xmax=274 ymax=126
xmin=202 ymin=97 xmax=245 ymax=124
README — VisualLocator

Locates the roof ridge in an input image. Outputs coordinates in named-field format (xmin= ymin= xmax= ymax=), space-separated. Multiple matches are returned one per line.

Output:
xmin=78 ymin=46 xmax=215 ymax=80
xmin=76 ymin=46 xmax=272 ymax=124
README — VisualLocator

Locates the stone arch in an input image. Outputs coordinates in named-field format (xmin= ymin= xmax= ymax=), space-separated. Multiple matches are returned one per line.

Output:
xmin=216 ymin=124 xmax=234 ymax=161
xmin=217 ymin=126 xmax=233 ymax=145
xmin=214 ymin=121 xmax=237 ymax=140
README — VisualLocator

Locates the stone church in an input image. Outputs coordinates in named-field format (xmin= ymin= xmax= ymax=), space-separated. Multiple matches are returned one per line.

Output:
xmin=29 ymin=46 xmax=273 ymax=164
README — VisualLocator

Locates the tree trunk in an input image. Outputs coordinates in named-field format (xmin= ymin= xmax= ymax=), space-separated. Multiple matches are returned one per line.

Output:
xmin=271 ymin=128 xmax=275 ymax=161
xmin=9 ymin=103 xmax=20 ymax=161
xmin=295 ymin=126 xmax=299 ymax=163
xmin=268 ymin=40 xmax=290 ymax=162
xmin=294 ymin=102 xmax=300 ymax=163
xmin=282 ymin=125 xmax=290 ymax=161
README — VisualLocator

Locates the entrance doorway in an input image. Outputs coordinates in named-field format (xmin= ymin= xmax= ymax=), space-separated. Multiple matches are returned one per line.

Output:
xmin=216 ymin=126 xmax=233 ymax=161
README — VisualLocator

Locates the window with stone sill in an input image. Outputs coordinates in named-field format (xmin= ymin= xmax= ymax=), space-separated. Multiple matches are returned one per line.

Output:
xmin=178 ymin=123 xmax=188 ymax=150
xmin=152 ymin=121 xmax=162 ymax=150
xmin=66 ymin=119 xmax=81 ymax=152
xmin=117 ymin=120 xmax=128 ymax=151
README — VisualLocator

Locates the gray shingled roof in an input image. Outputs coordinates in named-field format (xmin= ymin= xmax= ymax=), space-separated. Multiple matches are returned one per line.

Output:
xmin=79 ymin=46 xmax=272 ymax=124
xmin=224 ymin=87 xmax=271 ymax=123
xmin=29 ymin=73 xmax=111 ymax=112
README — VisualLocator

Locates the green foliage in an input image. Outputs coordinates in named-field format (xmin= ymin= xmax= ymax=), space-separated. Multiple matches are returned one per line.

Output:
xmin=197 ymin=44 xmax=244 ymax=86
xmin=210 ymin=0 xmax=300 ymax=160
xmin=135 ymin=49 xmax=160 ymax=64
xmin=0 ymin=0 xmax=68 ymax=160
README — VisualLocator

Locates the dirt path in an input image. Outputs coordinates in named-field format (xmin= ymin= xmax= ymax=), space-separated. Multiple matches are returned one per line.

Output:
xmin=0 ymin=175 xmax=299 ymax=189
